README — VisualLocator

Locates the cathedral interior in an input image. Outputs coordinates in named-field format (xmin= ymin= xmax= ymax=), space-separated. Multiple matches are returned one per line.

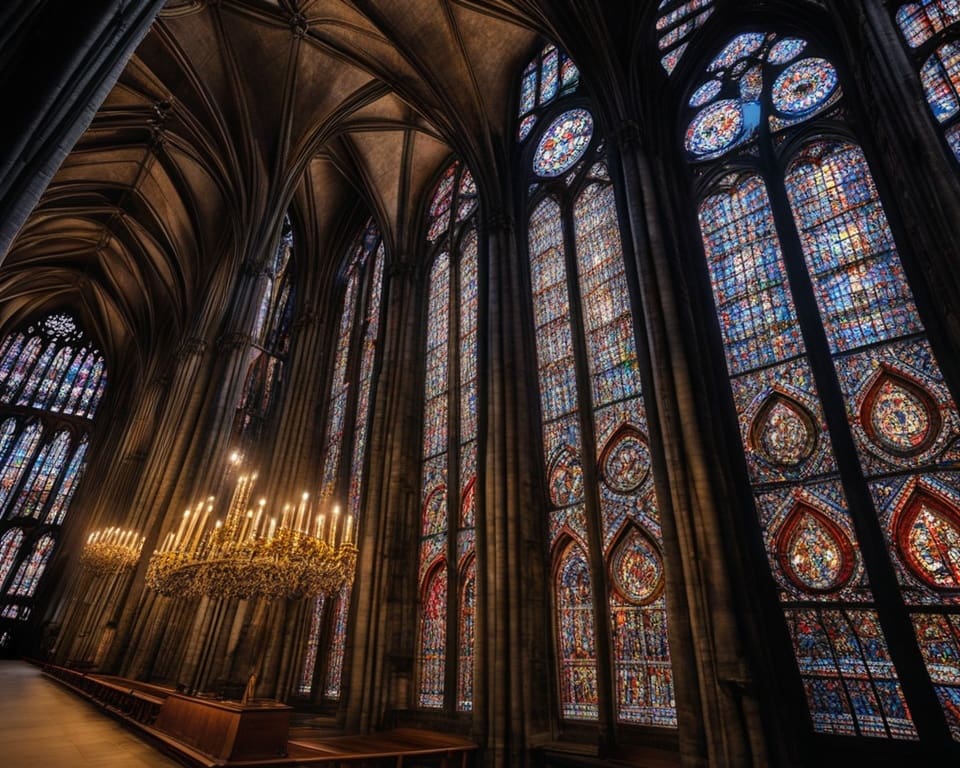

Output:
xmin=1 ymin=1 xmax=960 ymax=765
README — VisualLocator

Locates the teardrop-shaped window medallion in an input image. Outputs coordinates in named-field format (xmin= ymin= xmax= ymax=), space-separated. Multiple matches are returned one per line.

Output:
xmin=548 ymin=446 xmax=584 ymax=508
xmin=600 ymin=426 xmax=649 ymax=494
xmin=750 ymin=392 xmax=817 ymax=467
xmin=895 ymin=490 xmax=960 ymax=591
xmin=776 ymin=504 xmax=854 ymax=593
xmin=610 ymin=527 xmax=665 ymax=605
xmin=861 ymin=368 xmax=940 ymax=457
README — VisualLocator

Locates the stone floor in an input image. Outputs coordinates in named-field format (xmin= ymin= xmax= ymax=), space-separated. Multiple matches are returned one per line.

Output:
xmin=0 ymin=661 xmax=182 ymax=767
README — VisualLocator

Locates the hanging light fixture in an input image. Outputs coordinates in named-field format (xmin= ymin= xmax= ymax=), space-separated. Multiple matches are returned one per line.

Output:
xmin=81 ymin=527 xmax=145 ymax=575
xmin=145 ymin=464 xmax=357 ymax=601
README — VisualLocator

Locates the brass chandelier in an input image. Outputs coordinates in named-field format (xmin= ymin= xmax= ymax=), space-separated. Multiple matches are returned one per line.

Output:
xmin=81 ymin=528 xmax=145 ymax=576
xmin=146 ymin=467 xmax=357 ymax=601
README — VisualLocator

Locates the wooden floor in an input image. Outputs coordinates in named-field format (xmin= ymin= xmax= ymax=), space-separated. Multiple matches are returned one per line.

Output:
xmin=0 ymin=660 xmax=183 ymax=768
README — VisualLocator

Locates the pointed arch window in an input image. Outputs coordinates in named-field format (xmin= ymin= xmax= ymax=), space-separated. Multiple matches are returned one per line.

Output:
xmin=297 ymin=220 xmax=385 ymax=700
xmin=0 ymin=313 xmax=104 ymax=629
xmin=519 ymin=44 xmax=676 ymax=729
xmin=895 ymin=1 xmax=960 ymax=161
xmin=682 ymin=27 xmax=960 ymax=742
xmin=656 ymin=0 xmax=716 ymax=74
xmin=415 ymin=159 xmax=480 ymax=712
xmin=234 ymin=214 xmax=296 ymax=449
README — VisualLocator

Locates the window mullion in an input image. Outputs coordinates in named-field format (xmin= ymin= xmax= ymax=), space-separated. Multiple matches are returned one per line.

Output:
xmin=559 ymin=189 xmax=616 ymax=739
xmin=759 ymin=151 xmax=952 ymax=744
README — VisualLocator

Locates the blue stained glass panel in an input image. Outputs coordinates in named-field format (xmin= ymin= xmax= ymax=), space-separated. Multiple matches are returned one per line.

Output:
xmin=913 ymin=612 xmax=960 ymax=739
xmin=787 ymin=609 xmax=916 ymax=738
xmin=689 ymin=79 xmax=721 ymax=107
xmin=540 ymin=46 xmax=559 ymax=103
xmin=772 ymin=58 xmax=839 ymax=117
xmin=897 ymin=2 xmax=960 ymax=49
xmin=768 ymin=37 xmax=807 ymax=65
xmin=45 ymin=438 xmax=87 ymax=525
xmin=0 ymin=528 xmax=23 ymax=592
xmin=921 ymin=44 xmax=960 ymax=122
xmin=2 ymin=337 xmax=41 ymax=403
xmin=685 ymin=100 xmax=746 ymax=158
xmin=10 ymin=430 xmax=70 ymax=519
xmin=533 ymin=110 xmax=594 ymax=178
xmin=785 ymin=142 xmax=922 ymax=353
xmin=557 ymin=543 xmax=599 ymax=720
xmin=707 ymin=32 xmax=766 ymax=72
xmin=699 ymin=175 xmax=804 ymax=373
xmin=519 ymin=62 xmax=537 ymax=116
xmin=0 ymin=424 xmax=41 ymax=517
xmin=6 ymin=534 xmax=55 ymax=598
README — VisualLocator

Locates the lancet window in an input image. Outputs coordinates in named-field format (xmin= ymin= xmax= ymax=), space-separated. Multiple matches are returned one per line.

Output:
xmin=297 ymin=221 xmax=385 ymax=700
xmin=895 ymin=0 xmax=960 ymax=161
xmin=416 ymin=159 xmax=480 ymax=712
xmin=683 ymin=26 xmax=960 ymax=742
xmin=234 ymin=214 xmax=296 ymax=448
xmin=519 ymin=44 xmax=676 ymax=728
xmin=656 ymin=0 xmax=716 ymax=74
xmin=0 ymin=312 xmax=104 ymax=627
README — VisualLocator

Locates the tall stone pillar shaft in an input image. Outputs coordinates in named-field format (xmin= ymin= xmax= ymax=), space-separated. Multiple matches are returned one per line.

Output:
xmin=0 ymin=0 xmax=165 ymax=259
xmin=613 ymin=128 xmax=774 ymax=767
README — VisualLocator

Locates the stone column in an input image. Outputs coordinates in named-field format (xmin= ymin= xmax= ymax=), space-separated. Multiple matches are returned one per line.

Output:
xmin=0 ymin=0 xmax=165 ymax=258
xmin=612 ymin=123 xmax=774 ymax=767
xmin=344 ymin=258 xmax=423 ymax=731
xmin=479 ymin=206 xmax=550 ymax=766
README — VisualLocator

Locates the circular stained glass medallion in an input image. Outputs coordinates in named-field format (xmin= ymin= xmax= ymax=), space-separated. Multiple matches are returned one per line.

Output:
xmin=772 ymin=58 xmax=838 ymax=117
xmin=689 ymin=79 xmax=722 ymax=108
xmin=601 ymin=430 xmax=649 ymax=494
xmin=685 ymin=99 xmax=744 ymax=157
xmin=43 ymin=313 xmax=79 ymax=340
xmin=611 ymin=528 xmax=664 ymax=605
xmin=533 ymin=109 xmax=594 ymax=178
xmin=767 ymin=37 xmax=807 ymax=65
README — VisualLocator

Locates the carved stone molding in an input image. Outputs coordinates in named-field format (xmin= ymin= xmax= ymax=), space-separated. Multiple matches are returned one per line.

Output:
xmin=613 ymin=119 xmax=642 ymax=150
xmin=219 ymin=331 xmax=251 ymax=351
xmin=177 ymin=337 xmax=207 ymax=358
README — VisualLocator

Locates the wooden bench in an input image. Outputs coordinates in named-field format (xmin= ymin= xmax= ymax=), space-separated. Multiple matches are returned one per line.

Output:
xmin=289 ymin=728 xmax=477 ymax=767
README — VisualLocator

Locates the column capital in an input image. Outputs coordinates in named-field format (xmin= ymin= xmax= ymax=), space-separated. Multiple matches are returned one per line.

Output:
xmin=219 ymin=331 xmax=251 ymax=351
xmin=177 ymin=336 xmax=207 ymax=359
xmin=614 ymin=119 xmax=642 ymax=150
xmin=484 ymin=208 xmax=513 ymax=234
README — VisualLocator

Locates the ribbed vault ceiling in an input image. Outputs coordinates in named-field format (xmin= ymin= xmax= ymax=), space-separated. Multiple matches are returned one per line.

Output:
xmin=0 ymin=0 xmax=554 ymax=378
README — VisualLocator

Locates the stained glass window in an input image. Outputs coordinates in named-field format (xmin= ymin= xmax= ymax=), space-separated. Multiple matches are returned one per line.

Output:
xmin=0 ymin=529 xmax=23 ymax=591
xmin=526 ymin=101 xmax=675 ymax=726
xmin=235 ymin=215 xmax=296 ymax=448
xmin=416 ymin=159 xmax=480 ymax=711
xmin=297 ymin=597 xmax=326 ymax=695
xmin=418 ymin=565 xmax=447 ymax=708
xmin=656 ymin=0 xmax=716 ymax=74
xmin=533 ymin=109 xmax=594 ymax=178
xmin=299 ymin=220 xmax=385 ymax=700
xmin=686 ymin=28 xmax=960 ymax=743
xmin=6 ymin=534 xmax=54 ymax=597
xmin=896 ymin=2 xmax=960 ymax=161
xmin=0 ymin=314 xmax=104 ymax=636
xmin=516 ymin=43 xmax=580 ymax=138
xmin=457 ymin=557 xmax=476 ymax=711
